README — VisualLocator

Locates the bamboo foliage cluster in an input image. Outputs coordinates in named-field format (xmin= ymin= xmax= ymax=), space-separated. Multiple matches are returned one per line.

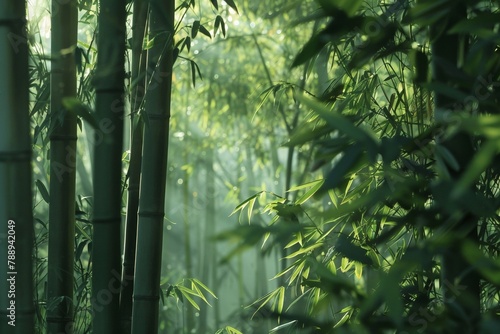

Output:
xmin=223 ymin=0 xmax=500 ymax=332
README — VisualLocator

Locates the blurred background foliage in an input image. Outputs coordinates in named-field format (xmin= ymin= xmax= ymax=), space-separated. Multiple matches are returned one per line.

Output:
xmin=25 ymin=0 xmax=500 ymax=333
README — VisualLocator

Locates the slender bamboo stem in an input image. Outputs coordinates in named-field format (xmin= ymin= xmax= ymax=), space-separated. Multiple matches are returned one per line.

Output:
xmin=47 ymin=1 xmax=78 ymax=332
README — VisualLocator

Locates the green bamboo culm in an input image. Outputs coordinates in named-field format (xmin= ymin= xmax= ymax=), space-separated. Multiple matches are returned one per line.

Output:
xmin=431 ymin=3 xmax=481 ymax=332
xmin=119 ymin=1 xmax=148 ymax=333
xmin=131 ymin=0 xmax=174 ymax=332
xmin=91 ymin=0 xmax=127 ymax=332
xmin=46 ymin=0 xmax=78 ymax=333
xmin=0 ymin=1 xmax=35 ymax=333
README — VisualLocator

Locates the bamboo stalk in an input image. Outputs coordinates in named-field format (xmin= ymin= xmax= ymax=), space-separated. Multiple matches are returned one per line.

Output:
xmin=46 ymin=1 xmax=78 ymax=333
xmin=131 ymin=0 xmax=174 ymax=332
xmin=0 ymin=1 xmax=35 ymax=333
xmin=120 ymin=1 xmax=148 ymax=332
xmin=91 ymin=0 xmax=126 ymax=332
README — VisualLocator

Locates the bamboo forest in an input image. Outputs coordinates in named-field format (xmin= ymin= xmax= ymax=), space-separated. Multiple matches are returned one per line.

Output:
xmin=4 ymin=0 xmax=500 ymax=333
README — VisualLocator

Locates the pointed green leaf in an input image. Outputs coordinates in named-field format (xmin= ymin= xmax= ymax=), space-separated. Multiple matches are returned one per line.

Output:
xmin=224 ymin=0 xmax=238 ymax=13
xmin=36 ymin=179 xmax=50 ymax=204
xmin=270 ymin=321 xmax=298 ymax=333
xmin=190 ymin=61 xmax=196 ymax=87
xmin=334 ymin=312 xmax=350 ymax=328
xmin=230 ymin=192 xmax=263 ymax=217
xmin=453 ymin=139 xmax=499 ymax=199
xmin=292 ymin=33 xmax=326 ymax=68
xmin=449 ymin=13 xmax=500 ymax=34
xmin=319 ymin=143 xmax=364 ymax=193
xmin=199 ymin=24 xmax=212 ymax=38
xmin=277 ymin=286 xmax=285 ymax=314
xmin=183 ymin=36 xmax=191 ymax=53
xmin=192 ymin=20 xmax=200 ymax=38
xmin=336 ymin=234 xmax=372 ymax=265
xmin=295 ymin=180 xmax=324 ymax=204
xmin=191 ymin=278 xmax=217 ymax=298
xmin=62 ymin=97 xmax=99 ymax=129
xmin=296 ymin=93 xmax=378 ymax=148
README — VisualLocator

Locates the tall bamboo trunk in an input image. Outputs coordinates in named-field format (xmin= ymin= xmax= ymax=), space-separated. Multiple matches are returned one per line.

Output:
xmin=431 ymin=4 xmax=480 ymax=332
xmin=46 ymin=1 xmax=78 ymax=333
xmin=0 ymin=1 xmax=35 ymax=333
xmin=120 ymin=1 xmax=148 ymax=332
xmin=91 ymin=0 xmax=126 ymax=332
xmin=131 ymin=0 xmax=174 ymax=332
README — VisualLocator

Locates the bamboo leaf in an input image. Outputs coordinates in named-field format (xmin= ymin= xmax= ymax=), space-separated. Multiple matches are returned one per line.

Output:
xmin=230 ymin=192 xmax=263 ymax=217
xmin=190 ymin=61 xmax=196 ymax=87
xmin=192 ymin=20 xmax=200 ymax=38
xmin=296 ymin=93 xmax=378 ymax=148
xmin=191 ymin=278 xmax=217 ymax=299
xmin=219 ymin=326 xmax=243 ymax=334
xmin=190 ymin=281 xmax=211 ymax=305
xmin=296 ymin=180 xmax=324 ymax=204
xmin=270 ymin=321 xmax=298 ymax=333
xmin=277 ymin=286 xmax=285 ymax=314
xmin=287 ymin=259 xmax=306 ymax=284
xmin=334 ymin=312 xmax=350 ymax=328
xmin=210 ymin=0 xmax=218 ymax=10
xmin=452 ymin=140 xmax=499 ymax=199
xmin=247 ymin=196 xmax=257 ymax=224
xmin=449 ymin=13 xmax=500 ymax=34
xmin=336 ymin=234 xmax=372 ymax=265
xmin=36 ymin=179 xmax=50 ymax=204
xmin=177 ymin=285 xmax=201 ymax=310
xmin=354 ymin=261 xmax=363 ymax=279
xmin=223 ymin=0 xmax=239 ymax=13
xmin=183 ymin=36 xmax=191 ymax=53
xmin=62 ymin=97 xmax=99 ymax=129
xmin=199 ymin=24 xmax=212 ymax=38
xmin=214 ymin=15 xmax=225 ymax=36
xmin=75 ymin=240 xmax=89 ymax=260
xmin=406 ymin=0 xmax=451 ymax=26
xmin=247 ymin=288 xmax=281 ymax=318
xmin=174 ymin=286 xmax=184 ymax=303
xmin=286 ymin=242 xmax=323 ymax=259
xmin=318 ymin=143 xmax=364 ymax=193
